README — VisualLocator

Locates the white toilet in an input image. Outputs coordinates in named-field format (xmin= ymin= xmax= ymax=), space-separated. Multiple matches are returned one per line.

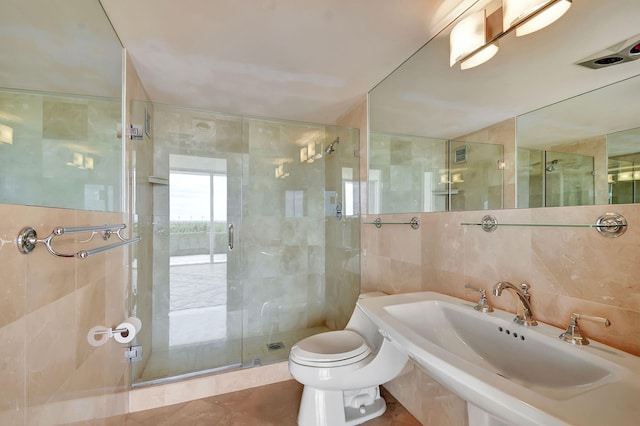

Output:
xmin=289 ymin=293 xmax=408 ymax=426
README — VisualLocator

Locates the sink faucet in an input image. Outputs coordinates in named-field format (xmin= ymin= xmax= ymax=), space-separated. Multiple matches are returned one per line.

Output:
xmin=492 ymin=282 xmax=538 ymax=327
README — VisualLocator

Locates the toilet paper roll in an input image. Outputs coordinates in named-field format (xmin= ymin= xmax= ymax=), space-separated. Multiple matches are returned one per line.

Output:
xmin=113 ymin=316 xmax=142 ymax=344
xmin=87 ymin=326 xmax=110 ymax=347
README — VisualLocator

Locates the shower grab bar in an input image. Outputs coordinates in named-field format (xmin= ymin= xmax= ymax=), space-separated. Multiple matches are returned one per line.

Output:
xmin=461 ymin=213 xmax=627 ymax=238
xmin=365 ymin=217 xmax=420 ymax=230
xmin=17 ymin=223 xmax=140 ymax=258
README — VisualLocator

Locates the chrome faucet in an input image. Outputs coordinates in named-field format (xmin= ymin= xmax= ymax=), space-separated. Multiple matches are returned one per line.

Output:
xmin=492 ymin=281 xmax=538 ymax=327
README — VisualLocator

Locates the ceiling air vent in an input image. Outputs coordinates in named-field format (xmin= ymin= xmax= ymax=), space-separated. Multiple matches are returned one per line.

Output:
xmin=577 ymin=33 xmax=640 ymax=69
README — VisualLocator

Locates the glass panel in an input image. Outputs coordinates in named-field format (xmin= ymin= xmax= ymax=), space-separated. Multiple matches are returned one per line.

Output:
xmin=244 ymin=119 xmax=316 ymax=365
xmin=517 ymin=148 xmax=544 ymax=208
xmin=132 ymin=106 xmax=244 ymax=384
xmin=240 ymin=118 xmax=360 ymax=367
xmin=544 ymin=151 xmax=595 ymax=207
xmin=449 ymin=141 xmax=504 ymax=211
xmin=0 ymin=90 xmax=122 ymax=211
xmin=0 ymin=0 xmax=123 ymax=211
xmin=369 ymin=132 xmax=448 ymax=213
xmin=608 ymin=126 xmax=640 ymax=205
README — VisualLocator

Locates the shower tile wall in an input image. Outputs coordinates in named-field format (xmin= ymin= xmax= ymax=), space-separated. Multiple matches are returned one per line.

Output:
xmin=458 ymin=118 xmax=516 ymax=209
xmin=242 ymin=119 xmax=328 ymax=339
xmin=369 ymin=132 xmax=448 ymax=214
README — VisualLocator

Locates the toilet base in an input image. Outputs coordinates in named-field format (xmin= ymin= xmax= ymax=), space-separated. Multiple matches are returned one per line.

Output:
xmin=297 ymin=385 xmax=386 ymax=426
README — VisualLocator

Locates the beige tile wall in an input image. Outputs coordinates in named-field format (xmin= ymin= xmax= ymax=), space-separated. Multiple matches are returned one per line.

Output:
xmin=363 ymin=205 xmax=640 ymax=424
xmin=0 ymin=204 xmax=130 ymax=425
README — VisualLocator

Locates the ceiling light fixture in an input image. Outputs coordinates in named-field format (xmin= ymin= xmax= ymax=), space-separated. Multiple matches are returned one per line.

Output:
xmin=450 ymin=0 xmax=571 ymax=70
xmin=0 ymin=124 xmax=13 ymax=145
xmin=503 ymin=0 xmax=572 ymax=37
xmin=450 ymin=10 xmax=499 ymax=70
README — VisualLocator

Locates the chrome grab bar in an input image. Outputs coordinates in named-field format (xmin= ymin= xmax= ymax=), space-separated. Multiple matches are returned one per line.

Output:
xmin=17 ymin=224 xmax=140 ymax=259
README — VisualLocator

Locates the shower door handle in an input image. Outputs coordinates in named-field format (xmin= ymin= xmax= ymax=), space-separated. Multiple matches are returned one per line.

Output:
xmin=228 ymin=223 xmax=234 ymax=250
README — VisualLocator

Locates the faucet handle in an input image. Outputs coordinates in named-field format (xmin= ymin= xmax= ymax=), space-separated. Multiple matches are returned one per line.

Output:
xmin=465 ymin=284 xmax=494 ymax=313
xmin=559 ymin=312 xmax=611 ymax=345
xmin=518 ymin=283 xmax=533 ymax=302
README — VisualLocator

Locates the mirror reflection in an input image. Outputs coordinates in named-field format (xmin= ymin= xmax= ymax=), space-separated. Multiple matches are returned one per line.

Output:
xmin=517 ymin=74 xmax=640 ymax=207
xmin=0 ymin=0 xmax=123 ymax=212
xmin=368 ymin=0 xmax=640 ymax=214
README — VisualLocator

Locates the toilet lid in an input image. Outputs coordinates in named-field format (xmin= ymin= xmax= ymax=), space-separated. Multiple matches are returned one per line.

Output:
xmin=291 ymin=330 xmax=371 ymax=364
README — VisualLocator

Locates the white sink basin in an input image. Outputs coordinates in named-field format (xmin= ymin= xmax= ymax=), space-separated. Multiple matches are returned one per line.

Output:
xmin=358 ymin=292 xmax=640 ymax=426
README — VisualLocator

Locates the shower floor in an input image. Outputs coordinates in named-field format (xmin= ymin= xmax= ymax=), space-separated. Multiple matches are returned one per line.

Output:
xmin=137 ymin=326 xmax=329 ymax=383
xmin=136 ymin=255 xmax=330 ymax=384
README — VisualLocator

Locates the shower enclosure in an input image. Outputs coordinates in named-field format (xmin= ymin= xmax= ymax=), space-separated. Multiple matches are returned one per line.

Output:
xmin=518 ymin=148 xmax=595 ymax=208
xmin=130 ymin=103 xmax=360 ymax=385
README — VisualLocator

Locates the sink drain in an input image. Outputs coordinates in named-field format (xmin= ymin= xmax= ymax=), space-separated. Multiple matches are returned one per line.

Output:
xmin=266 ymin=341 xmax=285 ymax=351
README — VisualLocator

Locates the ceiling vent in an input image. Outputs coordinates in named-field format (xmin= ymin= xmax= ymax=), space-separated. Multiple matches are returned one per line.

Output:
xmin=577 ymin=33 xmax=640 ymax=69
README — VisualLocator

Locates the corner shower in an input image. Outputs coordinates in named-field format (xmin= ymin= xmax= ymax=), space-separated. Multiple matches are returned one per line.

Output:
xmin=130 ymin=103 xmax=360 ymax=385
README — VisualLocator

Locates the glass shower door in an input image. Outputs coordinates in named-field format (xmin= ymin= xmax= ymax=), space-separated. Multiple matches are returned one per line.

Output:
xmin=132 ymin=107 xmax=245 ymax=384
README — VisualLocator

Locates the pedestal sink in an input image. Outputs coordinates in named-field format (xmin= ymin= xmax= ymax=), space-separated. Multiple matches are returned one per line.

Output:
xmin=358 ymin=292 xmax=640 ymax=426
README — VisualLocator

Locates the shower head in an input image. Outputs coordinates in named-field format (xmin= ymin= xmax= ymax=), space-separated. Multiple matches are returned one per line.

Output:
xmin=325 ymin=137 xmax=340 ymax=154
xmin=546 ymin=159 xmax=559 ymax=172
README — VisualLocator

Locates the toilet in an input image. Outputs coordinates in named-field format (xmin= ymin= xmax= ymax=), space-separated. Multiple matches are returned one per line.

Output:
xmin=289 ymin=293 xmax=408 ymax=426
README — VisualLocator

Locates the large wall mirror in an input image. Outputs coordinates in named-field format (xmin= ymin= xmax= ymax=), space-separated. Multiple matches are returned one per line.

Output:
xmin=0 ymin=0 xmax=123 ymax=212
xmin=369 ymin=0 xmax=640 ymax=214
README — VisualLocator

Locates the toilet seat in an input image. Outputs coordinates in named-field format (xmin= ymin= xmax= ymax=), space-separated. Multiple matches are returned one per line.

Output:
xmin=290 ymin=330 xmax=371 ymax=367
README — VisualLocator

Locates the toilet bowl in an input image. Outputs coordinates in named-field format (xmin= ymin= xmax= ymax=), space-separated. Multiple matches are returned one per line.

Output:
xmin=289 ymin=293 xmax=408 ymax=426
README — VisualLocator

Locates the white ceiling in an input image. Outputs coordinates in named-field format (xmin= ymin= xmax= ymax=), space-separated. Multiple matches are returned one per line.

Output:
xmin=99 ymin=0 xmax=477 ymax=124
xmin=0 ymin=0 xmax=122 ymax=98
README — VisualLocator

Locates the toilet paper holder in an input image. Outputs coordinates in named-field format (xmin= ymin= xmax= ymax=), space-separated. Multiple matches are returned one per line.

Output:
xmin=87 ymin=317 xmax=142 ymax=347
xmin=93 ymin=326 xmax=131 ymax=339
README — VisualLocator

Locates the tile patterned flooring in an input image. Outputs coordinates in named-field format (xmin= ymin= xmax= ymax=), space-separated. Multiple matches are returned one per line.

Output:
xmin=124 ymin=380 xmax=421 ymax=425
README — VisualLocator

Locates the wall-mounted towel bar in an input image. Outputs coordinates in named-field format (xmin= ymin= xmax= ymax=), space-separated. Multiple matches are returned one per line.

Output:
xmin=17 ymin=223 xmax=141 ymax=258
xmin=461 ymin=213 xmax=627 ymax=238
xmin=365 ymin=217 xmax=420 ymax=229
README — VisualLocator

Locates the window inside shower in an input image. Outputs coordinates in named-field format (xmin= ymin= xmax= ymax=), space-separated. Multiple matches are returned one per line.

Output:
xmin=169 ymin=170 xmax=228 ymax=347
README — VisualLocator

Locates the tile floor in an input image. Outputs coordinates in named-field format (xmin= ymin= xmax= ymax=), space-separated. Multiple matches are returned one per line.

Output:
xmin=124 ymin=380 xmax=421 ymax=425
